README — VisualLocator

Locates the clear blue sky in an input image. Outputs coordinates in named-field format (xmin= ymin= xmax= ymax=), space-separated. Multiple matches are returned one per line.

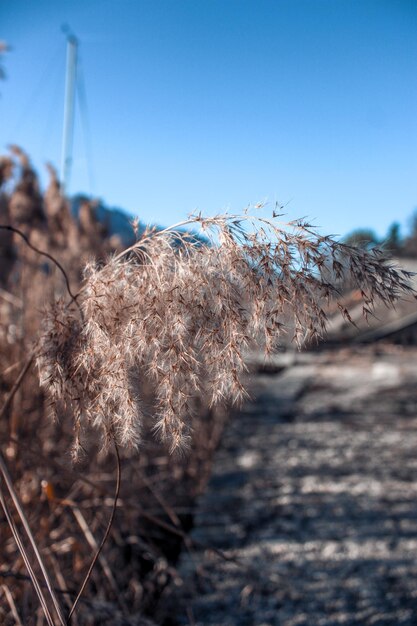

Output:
xmin=1 ymin=0 xmax=416 ymax=238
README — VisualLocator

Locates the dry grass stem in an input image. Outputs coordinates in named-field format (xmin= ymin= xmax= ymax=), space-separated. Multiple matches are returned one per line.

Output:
xmin=0 ymin=451 xmax=67 ymax=626
xmin=1 ymin=583 xmax=24 ymax=626
xmin=66 ymin=442 xmax=123 ymax=621
xmin=0 ymin=484 xmax=56 ymax=626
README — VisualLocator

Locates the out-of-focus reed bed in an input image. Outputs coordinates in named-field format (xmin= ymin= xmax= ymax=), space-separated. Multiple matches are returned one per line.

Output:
xmin=0 ymin=148 xmax=226 ymax=625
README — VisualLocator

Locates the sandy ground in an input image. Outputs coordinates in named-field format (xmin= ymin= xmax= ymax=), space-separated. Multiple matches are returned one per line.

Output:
xmin=168 ymin=346 xmax=417 ymax=626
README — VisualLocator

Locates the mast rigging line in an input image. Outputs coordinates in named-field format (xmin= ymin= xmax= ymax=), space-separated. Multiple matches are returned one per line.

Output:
xmin=60 ymin=31 xmax=77 ymax=193
xmin=9 ymin=42 xmax=62 ymax=140
xmin=61 ymin=27 xmax=95 ymax=197
xmin=76 ymin=54 xmax=96 ymax=196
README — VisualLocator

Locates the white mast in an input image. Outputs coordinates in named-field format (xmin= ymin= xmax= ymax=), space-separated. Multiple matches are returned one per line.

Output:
xmin=60 ymin=28 xmax=78 ymax=194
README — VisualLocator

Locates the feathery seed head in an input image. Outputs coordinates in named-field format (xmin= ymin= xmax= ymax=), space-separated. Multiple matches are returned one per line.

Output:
xmin=37 ymin=211 xmax=415 ymax=456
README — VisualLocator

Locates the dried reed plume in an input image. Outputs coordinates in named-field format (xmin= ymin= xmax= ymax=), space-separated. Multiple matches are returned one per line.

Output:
xmin=37 ymin=210 xmax=414 ymax=456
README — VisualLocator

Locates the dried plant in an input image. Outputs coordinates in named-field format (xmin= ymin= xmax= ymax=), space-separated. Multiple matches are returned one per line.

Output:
xmin=1 ymin=146 xmax=415 ymax=624
xmin=37 ymin=210 xmax=415 ymax=457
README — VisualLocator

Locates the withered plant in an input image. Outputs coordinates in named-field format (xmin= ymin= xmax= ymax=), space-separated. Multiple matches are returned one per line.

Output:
xmin=38 ymin=211 xmax=414 ymax=458
xmin=1 ymin=151 xmax=415 ymax=625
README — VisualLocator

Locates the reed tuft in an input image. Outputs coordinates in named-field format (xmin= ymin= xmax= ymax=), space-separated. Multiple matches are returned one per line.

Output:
xmin=37 ymin=211 xmax=415 ymax=456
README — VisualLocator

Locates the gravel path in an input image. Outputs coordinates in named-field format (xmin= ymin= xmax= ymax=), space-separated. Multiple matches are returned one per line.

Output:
xmin=170 ymin=347 xmax=417 ymax=626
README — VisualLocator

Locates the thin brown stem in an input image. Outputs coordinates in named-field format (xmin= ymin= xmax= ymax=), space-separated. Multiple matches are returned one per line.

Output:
xmin=0 ymin=452 xmax=67 ymax=625
xmin=0 ymin=483 xmax=56 ymax=626
xmin=0 ymin=224 xmax=81 ymax=313
xmin=0 ymin=352 xmax=34 ymax=425
xmin=1 ymin=583 xmax=24 ymax=626
xmin=0 ymin=351 xmax=66 ymax=625
xmin=0 ymin=569 xmax=75 ymax=596
xmin=67 ymin=440 xmax=122 ymax=623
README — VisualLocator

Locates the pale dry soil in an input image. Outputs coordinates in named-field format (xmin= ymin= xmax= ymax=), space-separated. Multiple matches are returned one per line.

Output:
xmin=167 ymin=346 xmax=417 ymax=626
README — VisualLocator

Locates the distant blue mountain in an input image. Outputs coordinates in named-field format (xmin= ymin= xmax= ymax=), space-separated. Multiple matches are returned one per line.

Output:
xmin=70 ymin=194 xmax=138 ymax=245
xmin=96 ymin=202 xmax=138 ymax=245
xmin=70 ymin=194 xmax=208 ymax=247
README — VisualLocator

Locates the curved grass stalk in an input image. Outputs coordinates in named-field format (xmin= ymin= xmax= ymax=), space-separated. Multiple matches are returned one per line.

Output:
xmin=0 ymin=353 xmax=67 ymax=625
xmin=0 ymin=225 xmax=80 ymax=311
xmin=67 ymin=440 xmax=121 ymax=622
xmin=0 ymin=451 xmax=67 ymax=626
xmin=0 ymin=484 xmax=55 ymax=626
